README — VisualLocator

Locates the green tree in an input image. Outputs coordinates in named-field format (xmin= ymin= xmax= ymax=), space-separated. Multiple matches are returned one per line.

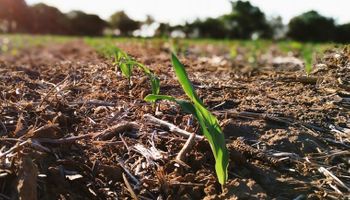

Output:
xmin=67 ymin=11 xmax=107 ymax=36
xmin=268 ymin=16 xmax=285 ymax=40
xmin=0 ymin=0 xmax=32 ymax=32
xmin=287 ymin=11 xmax=336 ymax=42
xmin=221 ymin=0 xmax=272 ymax=39
xmin=144 ymin=15 xmax=155 ymax=25
xmin=155 ymin=23 xmax=171 ymax=37
xmin=336 ymin=23 xmax=350 ymax=43
xmin=109 ymin=11 xmax=140 ymax=36
xmin=190 ymin=18 xmax=227 ymax=38
xmin=31 ymin=3 xmax=71 ymax=34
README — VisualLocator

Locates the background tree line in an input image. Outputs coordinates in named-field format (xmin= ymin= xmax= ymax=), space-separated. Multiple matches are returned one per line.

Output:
xmin=0 ymin=0 xmax=349 ymax=43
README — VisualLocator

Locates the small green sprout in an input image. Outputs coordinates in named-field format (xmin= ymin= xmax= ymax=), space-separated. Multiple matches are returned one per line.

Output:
xmin=131 ymin=60 xmax=160 ymax=96
xmin=301 ymin=45 xmax=314 ymax=76
xmin=112 ymin=47 xmax=132 ymax=85
xmin=113 ymin=47 xmax=160 ymax=96
xmin=230 ymin=46 xmax=237 ymax=58
xmin=144 ymin=53 xmax=229 ymax=186
xmin=304 ymin=55 xmax=313 ymax=76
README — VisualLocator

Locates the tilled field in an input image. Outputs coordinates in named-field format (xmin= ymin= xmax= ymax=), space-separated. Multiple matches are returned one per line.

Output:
xmin=0 ymin=39 xmax=349 ymax=199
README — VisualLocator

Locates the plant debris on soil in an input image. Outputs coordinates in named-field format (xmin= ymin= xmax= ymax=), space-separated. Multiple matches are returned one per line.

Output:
xmin=0 ymin=38 xmax=349 ymax=200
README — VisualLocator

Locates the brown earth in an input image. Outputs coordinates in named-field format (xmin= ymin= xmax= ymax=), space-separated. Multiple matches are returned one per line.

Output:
xmin=0 ymin=39 xmax=349 ymax=200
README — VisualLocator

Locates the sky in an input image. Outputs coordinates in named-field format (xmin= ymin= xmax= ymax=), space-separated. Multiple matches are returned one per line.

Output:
xmin=26 ymin=0 xmax=350 ymax=25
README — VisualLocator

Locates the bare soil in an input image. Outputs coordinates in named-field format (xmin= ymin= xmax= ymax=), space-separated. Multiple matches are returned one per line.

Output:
xmin=0 ymin=39 xmax=349 ymax=200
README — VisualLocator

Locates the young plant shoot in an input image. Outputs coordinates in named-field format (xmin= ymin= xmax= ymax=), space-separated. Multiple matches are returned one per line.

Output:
xmin=113 ymin=47 xmax=160 ymax=96
xmin=144 ymin=53 xmax=229 ymax=186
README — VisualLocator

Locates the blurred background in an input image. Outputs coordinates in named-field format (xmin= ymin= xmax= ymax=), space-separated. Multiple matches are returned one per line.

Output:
xmin=0 ymin=0 xmax=350 ymax=43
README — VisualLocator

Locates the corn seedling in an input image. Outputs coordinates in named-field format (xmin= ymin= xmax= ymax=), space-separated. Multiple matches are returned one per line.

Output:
xmin=113 ymin=47 xmax=160 ymax=96
xmin=144 ymin=53 xmax=229 ymax=186
xmin=304 ymin=53 xmax=313 ymax=76
xmin=230 ymin=45 xmax=238 ymax=59
xmin=126 ymin=59 xmax=160 ymax=96
xmin=301 ymin=45 xmax=314 ymax=76
xmin=112 ymin=47 xmax=132 ymax=86
xmin=84 ymin=39 xmax=160 ymax=97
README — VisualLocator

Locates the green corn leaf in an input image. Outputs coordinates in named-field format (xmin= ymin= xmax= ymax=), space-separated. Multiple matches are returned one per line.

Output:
xmin=149 ymin=75 xmax=160 ymax=95
xmin=119 ymin=62 xmax=132 ymax=79
xmin=304 ymin=52 xmax=313 ymax=76
xmin=194 ymin=105 xmax=228 ymax=184
xmin=144 ymin=95 xmax=228 ymax=185
xmin=114 ymin=47 xmax=132 ymax=79
xmin=115 ymin=47 xmax=127 ymax=61
xmin=113 ymin=47 xmax=160 ymax=94
xmin=133 ymin=62 xmax=160 ymax=95
xmin=144 ymin=94 xmax=196 ymax=115
xmin=144 ymin=94 xmax=174 ymax=102
xmin=113 ymin=47 xmax=127 ymax=65
xmin=134 ymin=62 xmax=152 ymax=74
xmin=171 ymin=53 xmax=203 ymax=105
xmin=170 ymin=53 xmax=229 ymax=185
